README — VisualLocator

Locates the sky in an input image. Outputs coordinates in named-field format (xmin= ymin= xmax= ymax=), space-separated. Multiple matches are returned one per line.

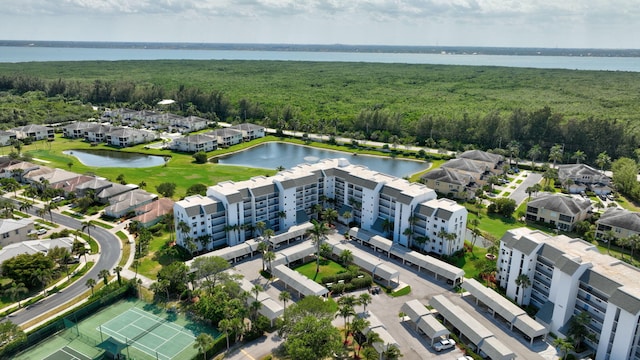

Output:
xmin=1 ymin=0 xmax=639 ymax=49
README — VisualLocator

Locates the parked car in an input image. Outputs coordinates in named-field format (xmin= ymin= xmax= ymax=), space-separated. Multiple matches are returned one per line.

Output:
xmin=434 ymin=338 xmax=456 ymax=351
xmin=457 ymin=357 xmax=473 ymax=360
xmin=36 ymin=228 xmax=47 ymax=235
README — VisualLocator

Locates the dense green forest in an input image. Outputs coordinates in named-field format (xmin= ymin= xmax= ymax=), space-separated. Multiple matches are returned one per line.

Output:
xmin=1 ymin=60 xmax=640 ymax=162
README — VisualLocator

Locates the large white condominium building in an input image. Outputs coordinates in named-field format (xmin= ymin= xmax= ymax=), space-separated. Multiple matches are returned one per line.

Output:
xmin=174 ymin=158 xmax=467 ymax=255
xmin=498 ymin=227 xmax=640 ymax=360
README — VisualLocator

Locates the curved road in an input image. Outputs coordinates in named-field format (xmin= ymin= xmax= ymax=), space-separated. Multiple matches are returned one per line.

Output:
xmin=3 ymin=210 xmax=121 ymax=327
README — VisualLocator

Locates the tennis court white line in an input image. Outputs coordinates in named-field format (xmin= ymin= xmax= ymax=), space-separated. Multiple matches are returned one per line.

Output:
xmin=60 ymin=347 xmax=90 ymax=360
xmin=100 ymin=311 xmax=194 ymax=360
xmin=129 ymin=307 xmax=188 ymax=339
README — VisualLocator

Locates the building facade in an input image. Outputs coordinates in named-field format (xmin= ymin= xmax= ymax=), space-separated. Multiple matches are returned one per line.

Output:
xmin=498 ymin=227 xmax=640 ymax=360
xmin=174 ymin=158 xmax=467 ymax=254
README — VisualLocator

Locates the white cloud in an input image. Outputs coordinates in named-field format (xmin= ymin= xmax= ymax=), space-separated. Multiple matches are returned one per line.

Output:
xmin=1 ymin=0 xmax=639 ymax=48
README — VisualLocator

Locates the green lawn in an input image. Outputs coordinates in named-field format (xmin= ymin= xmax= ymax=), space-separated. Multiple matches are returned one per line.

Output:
xmin=449 ymin=244 xmax=489 ymax=280
xmin=466 ymin=211 xmax=521 ymax=240
xmin=137 ymin=231 xmax=173 ymax=280
xmin=294 ymin=260 xmax=347 ymax=283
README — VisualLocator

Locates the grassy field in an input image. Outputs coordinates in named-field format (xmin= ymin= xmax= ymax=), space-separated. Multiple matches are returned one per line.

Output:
xmin=294 ymin=260 xmax=347 ymax=283
xmin=20 ymin=134 xmax=276 ymax=200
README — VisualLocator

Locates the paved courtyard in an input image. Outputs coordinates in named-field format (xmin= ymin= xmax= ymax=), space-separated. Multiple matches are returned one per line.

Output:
xmin=228 ymin=229 xmax=558 ymax=360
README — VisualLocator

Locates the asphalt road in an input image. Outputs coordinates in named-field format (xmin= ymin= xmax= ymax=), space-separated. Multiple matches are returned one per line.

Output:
xmin=4 ymin=209 xmax=121 ymax=327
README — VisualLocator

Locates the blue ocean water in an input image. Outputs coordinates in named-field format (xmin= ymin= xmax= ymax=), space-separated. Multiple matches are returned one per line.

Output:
xmin=1 ymin=46 xmax=639 ymax=72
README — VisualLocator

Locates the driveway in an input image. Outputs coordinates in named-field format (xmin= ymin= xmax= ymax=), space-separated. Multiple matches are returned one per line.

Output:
xmin=508 ymin=171 xmax=543 ymax=206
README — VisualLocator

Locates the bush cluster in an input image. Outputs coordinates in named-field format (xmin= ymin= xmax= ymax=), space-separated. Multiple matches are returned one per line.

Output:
xmin=321 ymin=272 xmax=373 ymax=294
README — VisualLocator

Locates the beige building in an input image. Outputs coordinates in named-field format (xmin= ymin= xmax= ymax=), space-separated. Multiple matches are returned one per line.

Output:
xmin=0 ymin=218 xmax=35 ymax=247
xmin=525 ymin=193 xmax=591 ymax=231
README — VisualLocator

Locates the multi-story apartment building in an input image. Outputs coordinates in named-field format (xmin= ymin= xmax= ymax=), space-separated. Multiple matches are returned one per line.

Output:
xmin=174 ymin=158 xmax=467 ymax=254
xmin=525 ymin=193 xmax=591 ymax=231
xmin=498 ymin=227 xmax=640 ymax=360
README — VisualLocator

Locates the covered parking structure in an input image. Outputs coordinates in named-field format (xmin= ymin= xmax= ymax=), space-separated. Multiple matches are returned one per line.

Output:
xmin=187 ymin=239 xmax=261 ymax=268
xmin=430 ymin=295 xmax=514 ymax=360
xmin=328 ymin=240 xmax=400 ymax=287
xmin=236 ymin=274 xmax=284 ymax=326
xmin=401 ymin=300 xmax=449 ymax=346
xmin=462 ymin=278 xmax=548 ymax=344
xmin=347 ymin=227 xmax=464 ymax=286
xmin=268 ymin=222 xmax=313 ymax=248
xmin=391 ymin=245 xmax=464 ymax=285
xmin=363 ymin=312 xmax=399 ymax=358
xmin=272 ymin=264 xmax=329 ymax=298
xmin=269 ymin=241 xmax=315 ymax=269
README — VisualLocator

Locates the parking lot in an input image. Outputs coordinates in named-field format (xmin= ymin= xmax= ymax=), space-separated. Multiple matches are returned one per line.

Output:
xmin=230 ymin=230 xmax=556 ymax=360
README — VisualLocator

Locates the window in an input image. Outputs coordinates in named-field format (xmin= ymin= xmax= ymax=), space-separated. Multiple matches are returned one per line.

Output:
xmin=2 ymin=233 xmax=8 ymax=239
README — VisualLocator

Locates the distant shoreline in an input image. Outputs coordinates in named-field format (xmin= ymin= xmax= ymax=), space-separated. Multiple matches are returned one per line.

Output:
xmin=1 ymin=40 xmax=639 ymax=58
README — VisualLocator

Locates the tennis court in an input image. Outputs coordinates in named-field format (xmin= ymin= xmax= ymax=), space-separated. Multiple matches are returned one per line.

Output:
xmin=98 ymin=307 xmax=195 ymax=360
xmin=42 ymin=346 xmax=92 ymax=360
xmin=14 ymin=298 xmax=219 ymax=360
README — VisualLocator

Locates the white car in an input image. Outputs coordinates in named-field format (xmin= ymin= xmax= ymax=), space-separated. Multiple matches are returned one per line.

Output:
xmin=36 ymin=228 xmax=47 ymax=235
xmin=457 ymin=357 xmax=473 ymax=360
xmin=433 ymin=338 xmax=456 ymax=351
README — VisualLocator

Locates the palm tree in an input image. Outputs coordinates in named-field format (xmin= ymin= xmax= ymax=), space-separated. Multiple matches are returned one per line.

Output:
xmin=381 ymin=218 xmax=394 ymax=237
xmin=549 ymin=144 xmax=564 ymax=168
xmin=342 ymin=210 xmax=352 ymax=225
xmin=514 ymin=274 xmax=531 ymax=305
xmin=358 ymin=293 xmax=372 ymax=313
xmin=85 ymin=278 xmax=96 ymax=296
xmin=603 ymin=230 xmax=617 ymax=255
xmin=553 ymin=337 xmax=574 ymax=360
xmin=278 ymin=290 xmax=291 ymax=308
xmin=218 ymin=318 xmax=232 ymax=350
xmin=98 ymin=269 xmax=110 ymax=286
xmin=257 ymin=241 xmax=269 ymax=270
xmin=255 ymin=221 xmax=266 ymax=237
xmin=313 ymin=203 xmax=324 ymax=220
xmin=81 ymin=220 xmax=95 ymax=239
xmin=36 ymin=270 xmax=52 ymax=296
xmin=628 ymin=234 xmax=640 ymax=259
xmin=323 ymin=208 xmax=338 ymax=226
xmin=596 ymin=151 xmax=611 ymax=173
xmin=114 ymin=266 xmax=123 ymax=285
xmin=350 ymin=316 xmax=370 ymax=357
xmin=194 ymin=333 xmax=214 ymax=360
xmin=4 ymin=282 xmax=28 ymax=308
xmin=18 ymin=201 xmax=32 ymax=214
xmin=307 ymin=220 xmax=330 ymax=274
xmin=382 ymin=343 xmax=403 ymax=360
xmin=527 ymin=144 xmax=542 ymax=171
xmin=177 ymin=220 xmax=191 ymax=242
xmin=338 ymin=249 xmax=354 ymax=265
xmin=336 ymin=303 xmax=356 ymax=343
xmin=263 ymin=228 xmax=275 ymax=246
xmin=507 ymin=140 xmax=520 ymax=167
xmin=403 ymin=227 xmax=414 ymax=247
xmin=264 ymin=251 xmax=276 ymax=272
xmin=572 ymin=150 xmax=586 ymax=164
xmin=438 ymin=229 xmax=456 ymax=255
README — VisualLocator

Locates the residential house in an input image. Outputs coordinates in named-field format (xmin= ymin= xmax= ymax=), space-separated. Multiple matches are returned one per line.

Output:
xmin=130 ymin=198 xmax=174 ymax=227
xmin=105 ymin=128 xmax=156 ymax=147
xmin=62 ymin=122 xmax=96 ymax=139
xmin=51 ymin=175 xmax=95 ymax=194
xmin=458 ymin=149 xmax=504 ymax=170
xmin=10 ymin=124 xmax=54 ymax=141
xmin=595 ymin=207 xmax=640 ymax=241
xmin=171 ymin=134 xmax=218 ymax=153
xmin=0 ymin=160 xmax=39 ymax=181
xmin=557 ymin=164 xmax=611 ymax=194
xmin=498 ymin=227 xmax=640 ymax=360
xmin=229 ymin=123 xmax=266 ymax=141
xmin=441 ymin=158 xmax=493 ymax=185
xmin=208 ymin=128 xmax=243 ymax=147
xmin=0 ymin=237 xmax=74 ymax=265
xmin=96 ymin=183 xmax=137 ymax=203
xmin=525 ymin=193 xmax=592 ymax=231
xmin=420 ymin=167 xmax=476 ymax=199
xmin=75 ymin=177 xmax=113 ymax=198
xmin=0 ymin=131 xmax=17 ymax=146
xmin=84 ymin=124 xmax=114 ymax=143
xmin=0 ymin=218 xmax=35 ymax=247
xmin=104 ymin=189 xmax=157 ymax=218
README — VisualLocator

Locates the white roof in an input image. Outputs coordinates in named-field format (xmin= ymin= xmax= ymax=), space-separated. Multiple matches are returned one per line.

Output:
xmin=0 ymin=237 xmax=74 ymax=264
xmin=269 ymin=222 xmax=313 ymax=246
xmin=430 ymin=295 xmax=492 ymax=345
xmin=273 ymin=264 xmax=328 ymax=297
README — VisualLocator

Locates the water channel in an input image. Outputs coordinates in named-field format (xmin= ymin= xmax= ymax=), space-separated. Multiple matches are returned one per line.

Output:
xmin=63 ymin=149 xmax=166 ymax=168
xmin=215 ymin=142 xmax=429 ymax=177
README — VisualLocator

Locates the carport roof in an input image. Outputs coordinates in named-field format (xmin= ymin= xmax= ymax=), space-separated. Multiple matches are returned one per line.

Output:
xmin=273 ymin=264 xmax=328 ymax=297
xmin=462 ymin=278 xmax=526 ymax=323
xmin=479 ymin=336 xmax=515 ymax=360
xmin=395 ymin=248 xmax=464 ymax=282
xmin=416 ymin=314 xmax=449 ymax=340
xmin=401 ymin=299 xmax=430 ymax=323
xmin=430 ymin=295 xmax=492 ymax=345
